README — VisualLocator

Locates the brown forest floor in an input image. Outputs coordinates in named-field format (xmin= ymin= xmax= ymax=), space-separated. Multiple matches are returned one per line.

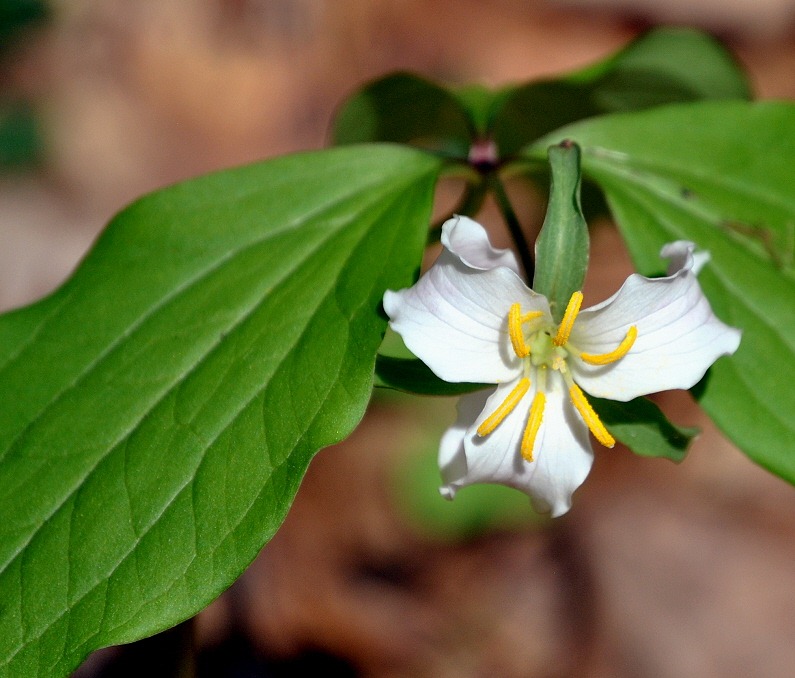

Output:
xmin=3 ymin=1 xmax=795 ymax=676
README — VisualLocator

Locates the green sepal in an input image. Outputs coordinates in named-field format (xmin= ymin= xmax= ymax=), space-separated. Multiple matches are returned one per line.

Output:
xmin=592 ymin=396 xmax=698 ymax=462
xmin=374 ymin=355 xmax=488 ymax=396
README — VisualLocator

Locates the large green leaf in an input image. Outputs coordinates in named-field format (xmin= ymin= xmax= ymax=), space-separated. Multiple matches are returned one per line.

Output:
xmin=528 ymin=101 xmax=795 ymax=482
xmin=491 ymin=27 xmax=751 ymax=157
xmin=0 ymin=145 xmax=441 ymax=676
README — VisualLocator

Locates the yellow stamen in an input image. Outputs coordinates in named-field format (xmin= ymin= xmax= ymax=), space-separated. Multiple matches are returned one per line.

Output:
xmin=477 ymin=378 xmax=530 ymax=437
xmin=508 ymin=304 xmax=530 ymax=358
xmin=580 ymin=326 xmax=638 ymax=365
xmin=521 ymin=391 xmax=546 ymax=461
xmin=568 ymin=383 xmax=615 ymax=448
xmin=553 ymin=291 xmax=583 ymax=347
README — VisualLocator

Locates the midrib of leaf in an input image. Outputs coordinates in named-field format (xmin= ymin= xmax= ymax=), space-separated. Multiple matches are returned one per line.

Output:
xmin=0 ymin=164 xmax=431 ymax=672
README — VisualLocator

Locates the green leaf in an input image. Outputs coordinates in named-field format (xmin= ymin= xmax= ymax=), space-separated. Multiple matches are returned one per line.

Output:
xmin=331 ymin=72 xmax=473 ymax=158
xmin=591 ymin=397 xmax=698 ymax=462
xmin=374 ymin=355 xmax=487 ymax=396
xmin=532 ymin=142 xmax=589 ymax=321
xmin=528 ymin=101 xmax=795 ymax=483
xmin=0 ymin=144 xmax=442 ymax=676
xmin=491 ymin=27 xmax=751 ymax=157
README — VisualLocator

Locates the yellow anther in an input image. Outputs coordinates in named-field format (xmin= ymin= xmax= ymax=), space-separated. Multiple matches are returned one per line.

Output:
xmin=477 ymin=378 xmax=530 ymax=437
xmin=553 ymin=291 xmax=583 ymax=347
xmin=580 ymin=325 xmax=638 ymax=366
xmin=508 ymin=304 xmax=530 ymax=358
xmin=568 ymin=383 xmax=615 ymax=448
xmin=521 ymin=391 xmax=546 ymax=462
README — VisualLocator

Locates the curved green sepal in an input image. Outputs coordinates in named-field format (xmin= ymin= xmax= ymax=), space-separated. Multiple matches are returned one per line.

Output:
xmin=592 ymin=396 xmax=698 ymax=462
xmin=374 ymin=355 xmax=487 ymax=396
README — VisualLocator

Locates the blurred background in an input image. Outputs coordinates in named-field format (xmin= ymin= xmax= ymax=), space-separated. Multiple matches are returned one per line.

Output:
xmin=2 ymin=1 xmax=795 ymax=676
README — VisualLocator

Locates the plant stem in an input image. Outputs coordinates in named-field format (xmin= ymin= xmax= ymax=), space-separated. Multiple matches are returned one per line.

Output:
xmin=489 ymin=173 xmax=534 ymax=282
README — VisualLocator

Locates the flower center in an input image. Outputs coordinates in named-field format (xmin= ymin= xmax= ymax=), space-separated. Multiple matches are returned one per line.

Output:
xmin=477 ymin=291 xmax=638 ymax=462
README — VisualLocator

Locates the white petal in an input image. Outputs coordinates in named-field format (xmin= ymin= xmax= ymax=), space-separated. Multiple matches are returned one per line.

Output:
xmin=438 ymin=389 xmax=492 ymax=499
xmin=441 ymin=215 xmax=521 ymax=273
xmin=444 ymin=378 xmax=593 ymax=517
xmin=661 ymin=240 xmax=708 ymax=276
xmin=571 ymin=243 xmax=741 ymax=401
xmin=384 ymin=253 xmax=548 ymax=384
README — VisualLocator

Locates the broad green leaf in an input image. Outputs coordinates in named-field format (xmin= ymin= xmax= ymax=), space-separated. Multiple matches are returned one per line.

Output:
xmin=0 ymin=144 xmax=442 ymax=677
xmin=331 ymin=72 xmax=473 ymax=158
xmin=532 ymin=142 xmax=589 ymax=320
xmin=528 ymin=101 xmax=795 ymax=482
xmin=491 ymin=27 xmax=751 ymax=157
xmin=591 ymin=397 xmax=697 ymax=462
xmin=374 ymin=355 xmax=487 ymax=396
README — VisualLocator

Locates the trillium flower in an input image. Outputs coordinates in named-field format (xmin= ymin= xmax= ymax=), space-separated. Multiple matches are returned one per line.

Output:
xmin=383 ymin=216 xmax=741 ymax=517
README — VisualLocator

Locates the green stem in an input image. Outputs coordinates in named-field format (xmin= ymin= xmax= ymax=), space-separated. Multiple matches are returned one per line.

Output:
xmin=489 ymin=173 xmax=534 ymax=282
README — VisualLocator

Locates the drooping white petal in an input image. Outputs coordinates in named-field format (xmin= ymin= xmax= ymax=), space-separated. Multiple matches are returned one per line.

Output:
xmin=442 ymin=379 xmax=593 ymax=517
xmin=438 ymin=389 xmax=492 ymax=499
xmin=384 ymin=254 xmax=548 ymax=385
xmin=570 ymin=243 xmax=741 ymax=400
xmin=440 ymin=215 xmax=521 ymax=274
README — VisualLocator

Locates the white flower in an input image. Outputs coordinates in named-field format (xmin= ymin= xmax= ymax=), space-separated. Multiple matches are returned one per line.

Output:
xmin=383 ymin=216 xmax=741 ymax=517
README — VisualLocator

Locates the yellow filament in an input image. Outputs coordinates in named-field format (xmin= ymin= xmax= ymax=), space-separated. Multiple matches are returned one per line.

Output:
xmin=580 ymin=326 xmax=638 ymax=366
xmin=553 ymin=291 xmax=583 ymax=347
xmin=568 ymin=384 xmax=615 ymax=448
xmin=508 ymin=304 xmax=530 ymax=358
xmin=477 ymin=378 xmax=530 ymax=437
xmin=521 ymin=391 xmax=546 ymax=462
